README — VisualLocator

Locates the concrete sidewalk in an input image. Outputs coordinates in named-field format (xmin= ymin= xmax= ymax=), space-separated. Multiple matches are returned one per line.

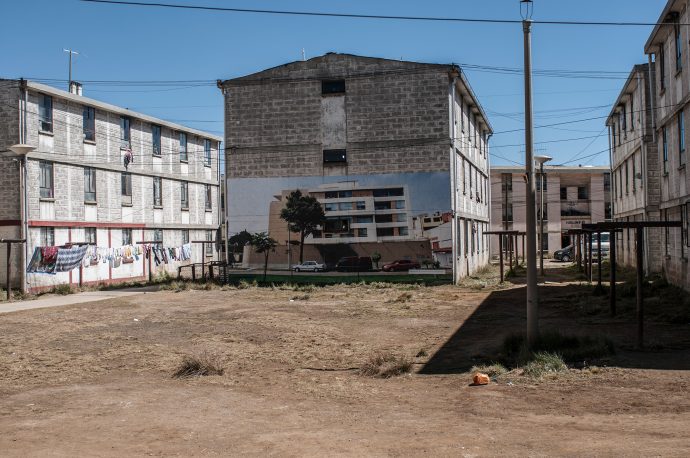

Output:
xmin=0 ymin=287 xmax=156 ymax=314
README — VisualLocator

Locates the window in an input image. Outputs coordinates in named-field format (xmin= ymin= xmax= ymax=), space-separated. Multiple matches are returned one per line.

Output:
xmin=181 ymin=229 xmax=189 ymax=245
xmin=339 ymin=202 xmax=353 ymax=211
xmin=604 ymin=172 xmax=611 ymax=192
xmin=536 ymin=173 xmax=547 ymax=191
xmin=179 ymin=132 xmax=188 ymax=161
xmin=679 ymin=110 xmax=686 ymax=164
xmin=153 ymin=177 xmax=162 ymax=207
xmin=373 ymin=188 xmax=404 ymax=198
xmin=630 ymin=97 xmax=634 ymax=131
xmin=538 ymin=203 xmax=548 ymax=221
xmin=578 ymin=186 xmax=589 ymax=200
xmin=686 ymin=204 xmax=690 ymax=247
xmin=463 ymin=220 xmax=469 ymax=256
xmin=85 ymin=228 xmax=97 ymax=245
xmin=153 ymin=229 xmax=163 ymax=244
xmin=376 ymin=227 xmax=394 ymax=237
xmin=676 ymin=25 xmax=683 ymax=72
xmin=323 ymin=149 xmax=346 ymax=163
xmin=121 ymin=172 xmax=132 ymax=205
xmin=83 ymin=106 xmax=95 ymax=142
xmin=322 ymin=80 xmax=345 ymax=95
xmin=121 ymin=229 xmax=132 ymax=246
xmin=181 ymin=181 xmax=189 ymax=209
xmin=501 ymin=173 xmax=512 ymax=192
xmin=355 ymin=215 xmax=373 ymax=224
xmin=660 ymin=44 xmax=666 ymax=90
xmin=621 ymin=105 xmax=627 ymax=132
xmin=612 ymin=123 xmax=617 ymax=150
xmin=355 ymin=201 xmax=366 ymax=210
xmin=152 ymin=125 xmax=161 ymax=156
xmin=632 ymin=155 xmax=637 ymax=192
xmin=605 ymin=202 xmax=612 ymax=220
xmin=38 ymin=94 xmax=53 ymax=132
xmin=206 ymin=230 xmax=214 ymax=256
xmin=204 ymin=139 xmax=212 ymax=166
xmin=560 ymin=187 xmax=567 ymax=200
xmin=619 ymin=169 xmax=623 ymax=198
xmin=663 ymin=126 xmax=669 ymax=173
xmin=39 ymin=161 xmax=54 ymax=198
xmin=40 ymin=227 xmax=55 ymax=246
xmin=625 ymin=160 xmax=629 ymax=195
xmin=325 ymin=202 xmax=337 ymax=212
xmin=120 ymin=116 xmax=130 ymax=148
xmin=205 ymin=184 xmax=212 ymax=210
xmin=84 ymin=167 xmax=96 ymax=202
xmin=502 ymin=203 xmax=513 ymax=223
xmin=357 ymin=228 xmax=368 ymax=237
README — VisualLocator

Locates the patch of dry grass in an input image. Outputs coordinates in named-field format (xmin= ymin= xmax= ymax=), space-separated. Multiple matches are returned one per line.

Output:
xmin=172 ymin=352 xmax=224 ymax=378
xmin=359 ymin=352 xmax=413 ymax=378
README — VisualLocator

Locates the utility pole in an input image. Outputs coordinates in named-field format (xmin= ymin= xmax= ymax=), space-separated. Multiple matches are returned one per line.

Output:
xmin=521 ymin=0 xmax=539 ymax=346
xmin=63 ymin=49 xmax=79 ymax=89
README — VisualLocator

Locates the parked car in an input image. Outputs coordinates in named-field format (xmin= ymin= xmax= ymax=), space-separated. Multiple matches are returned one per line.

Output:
xmin=335 ymin=256 xmax=373 ymax=272
xmin=291 ymin=261 xmax=325 ymax=272
xmin=382 ymin=259 xmax=421 ymax=272
xmin=553 ymin=245 xmax=574 ymax=262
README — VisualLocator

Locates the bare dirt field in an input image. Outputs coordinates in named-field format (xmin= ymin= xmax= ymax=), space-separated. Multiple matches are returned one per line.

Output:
xmin=1 ymin=273 xmax=689 ymax=456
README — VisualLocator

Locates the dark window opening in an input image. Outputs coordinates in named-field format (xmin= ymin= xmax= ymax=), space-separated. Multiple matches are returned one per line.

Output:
xmin=322 ymin=80 xmax=345 ymax=95
xmin=323 ymin=149 xmax=347 ymax=163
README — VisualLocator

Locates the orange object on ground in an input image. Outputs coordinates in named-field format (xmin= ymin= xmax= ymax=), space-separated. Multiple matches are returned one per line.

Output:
xmin=473 ymin=372 xmax=490 ymax=385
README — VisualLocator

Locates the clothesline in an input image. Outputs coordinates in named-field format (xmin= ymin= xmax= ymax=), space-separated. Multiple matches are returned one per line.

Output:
xmin=27 ymin=242 xmax=194 ymax=274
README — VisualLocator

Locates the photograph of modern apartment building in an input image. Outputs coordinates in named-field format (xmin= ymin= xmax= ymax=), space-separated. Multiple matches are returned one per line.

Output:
xmin=639 ymin=0 xmax=690 ymax=291
xmin=0 ymin=79 xmax=221 ymax=292
xmin=490 ymin=165 xmax=611 ymax=258
xmin=219 ymin=53 xmax=492 ymax=281
xmin=607 ymin=64 xmax=662 ymax=274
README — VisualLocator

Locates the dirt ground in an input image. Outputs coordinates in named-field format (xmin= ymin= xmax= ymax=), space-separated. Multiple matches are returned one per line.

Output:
xmin=1 ymin=273 xmax=689 ymax=456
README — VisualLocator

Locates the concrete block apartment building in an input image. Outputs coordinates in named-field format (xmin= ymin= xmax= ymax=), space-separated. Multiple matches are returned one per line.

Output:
xmin=490 ymin=165 xmax=611 ymax=258
xmin=218 ymin=53 xmax=492 ymax=282
xmin=0 ymin=79 xmax=221 ymax=292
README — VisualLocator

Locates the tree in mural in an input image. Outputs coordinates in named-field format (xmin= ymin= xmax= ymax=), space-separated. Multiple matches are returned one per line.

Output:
xmin=250 ymin=232 xmax=277 ymax=282
xmin=371 ymin=252 xmax=382 ymax=269
xmin=280 ymin=190 xmax=325 ymax=264
xmin=228 ymin=230 xmax=252 ymax=263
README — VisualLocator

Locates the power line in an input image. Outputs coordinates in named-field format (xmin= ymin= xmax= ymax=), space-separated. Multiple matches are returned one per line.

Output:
xmin=79 ymin=0 xmax=690 ymax=27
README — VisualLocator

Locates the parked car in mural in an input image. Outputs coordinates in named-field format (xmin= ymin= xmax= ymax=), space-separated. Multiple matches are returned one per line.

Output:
xmin=553 ymin=245 xmax=574 ymax=262
xmin=382 ymin=259 xmax=421 ymax=272
xmin=335 ymin=256 xmax=373 ymax=272
xmin=291 ymin=261 xmax=325 ymax=272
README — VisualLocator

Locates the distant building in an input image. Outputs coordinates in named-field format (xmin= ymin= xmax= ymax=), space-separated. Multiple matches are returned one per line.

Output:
xmin=489 ymin=166 xmax=611 ymax=258
xmin=219 ymin=53 xmax=492 ymax=280
xmin=0 ymin=79 xmax=221 ymax=291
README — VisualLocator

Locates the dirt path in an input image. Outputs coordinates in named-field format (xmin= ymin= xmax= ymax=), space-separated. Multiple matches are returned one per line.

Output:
xmin=1 ymin=283 xmax=689 ymax=456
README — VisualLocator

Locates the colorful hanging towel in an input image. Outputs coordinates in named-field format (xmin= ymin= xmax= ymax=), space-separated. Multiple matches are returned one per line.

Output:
xmin=27 ymin=247 xmax=52 ymax=273
xmin=54 ymin=245 xmax=90 ymax=273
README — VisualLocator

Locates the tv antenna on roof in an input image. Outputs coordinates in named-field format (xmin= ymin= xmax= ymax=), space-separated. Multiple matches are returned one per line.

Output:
xmin=63 ymin=49 xmax=79 ymax=90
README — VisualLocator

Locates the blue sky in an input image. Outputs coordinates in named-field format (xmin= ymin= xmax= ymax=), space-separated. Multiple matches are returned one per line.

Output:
xmin=0 ymin=0 xmax=668 ymax=166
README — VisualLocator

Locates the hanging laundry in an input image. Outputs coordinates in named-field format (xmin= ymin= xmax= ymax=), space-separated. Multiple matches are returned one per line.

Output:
xmin=123 ymin=148 xmax=134 ymax=169
xmin=54 ymin=245 xmax=90 ymax=273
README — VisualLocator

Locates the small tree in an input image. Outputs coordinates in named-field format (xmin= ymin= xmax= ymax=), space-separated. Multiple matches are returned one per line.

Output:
xmin=250 ymin=232 xmax=277 ymax=282
xmin=371 ymin=252 xmax=382 ymax=269
xmin=280 ymin=190 xmax=325 ymax=264
xmin=228 ymin=230 xmax=252 ymax=263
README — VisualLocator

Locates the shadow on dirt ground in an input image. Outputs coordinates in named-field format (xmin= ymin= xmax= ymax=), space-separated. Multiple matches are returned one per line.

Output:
xmin=421 ymin=263 xmax=690 ymax=374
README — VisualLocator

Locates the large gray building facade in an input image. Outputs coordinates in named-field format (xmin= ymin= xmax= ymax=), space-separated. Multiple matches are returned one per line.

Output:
xmin=218 ymin=53 xmax=492 ymax=281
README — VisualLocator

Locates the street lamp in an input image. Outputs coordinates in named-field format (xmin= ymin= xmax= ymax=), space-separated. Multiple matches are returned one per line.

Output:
xmin=534 ymin=155 xmax=552 ymax=276
xmin=7 ymin=144 xmax=35 ymax=294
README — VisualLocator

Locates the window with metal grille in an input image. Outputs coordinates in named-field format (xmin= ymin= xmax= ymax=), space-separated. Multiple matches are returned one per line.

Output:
xmin=39 ymin=94 xmax=53 ymax=132
xmin=40 ymin=227 xmax=54 ymax=246
xmin=83 ymin=106 xmax=95 ymax=142
xmin=85 ymin=228 xmax=97 ymax=245
xmin=152 ymin=125 xmax=162 ymax=156
xmin=205 ymin=184 xmax=212 ymax=210
xmin=84 ymin=167 xmax=96 ymax=202
xmin=122 ymin=229 xmax=132 ymax=246
xmin=179 ymin=132 xmax=188 ymax=161
xmin=121 ymin=172 xmax=132 ymax=205
xmin=181 ymin=181 xmax=189 ymax=209
xmin=39 ymin=161 xmax=53 ymax=198
xmin=120 ymin=116 xmax=130 ymax=148
xmin=204 ymin=139 xmax=212 ymax=166
xmin=153 ymin=177 xmax=162 ymax=207
xmin=181 ymin=229 xmax=189 ymax=245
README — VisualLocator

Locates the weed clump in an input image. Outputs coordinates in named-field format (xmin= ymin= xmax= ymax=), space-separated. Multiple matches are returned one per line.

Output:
xmin=172 ymin=352 xmax=224 ymax=378
xmin=51 ymin=284 xmax=74 ymax=295
xmin=359 ymin=352 xmax=412 ymax=378
xmin=470 ymin=363 xmax=508 ymax=378
xmin=522 ymin=352 xmax=567 ymax=378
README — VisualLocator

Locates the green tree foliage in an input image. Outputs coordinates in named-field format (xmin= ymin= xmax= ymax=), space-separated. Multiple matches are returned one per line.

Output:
xmin=280 ymin=190 xmax=325 ymax=263
xmin=250 ymin=232 xmax=278 ymax=281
